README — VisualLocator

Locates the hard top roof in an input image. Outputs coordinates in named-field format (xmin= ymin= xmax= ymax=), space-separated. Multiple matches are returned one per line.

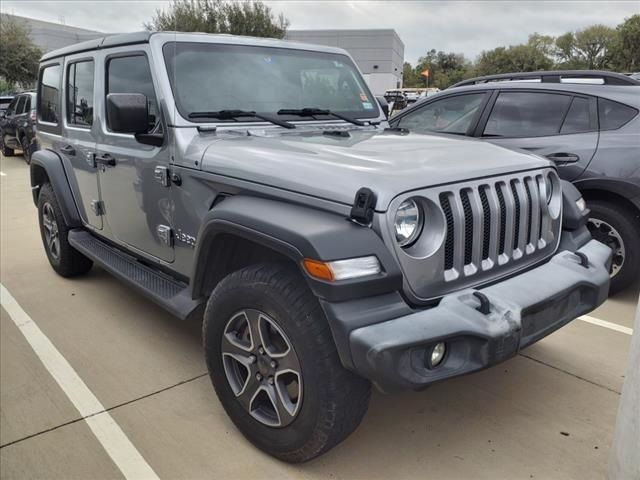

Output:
xmin=40 ymin=31 xmax=350 ymax=62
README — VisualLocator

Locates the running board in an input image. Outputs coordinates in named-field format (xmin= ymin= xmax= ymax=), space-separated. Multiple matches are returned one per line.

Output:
xmin=68 ymin=230 xmax=203 ymax=320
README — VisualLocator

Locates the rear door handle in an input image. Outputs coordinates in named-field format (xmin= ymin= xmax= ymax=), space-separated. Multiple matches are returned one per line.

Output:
xmin=60 ymin=144 xmax=76 ymax=156
xmin=546 ymin=152 xmax=580 ymax=163
xmin=95 ymin=153 xmax=116 ymax=167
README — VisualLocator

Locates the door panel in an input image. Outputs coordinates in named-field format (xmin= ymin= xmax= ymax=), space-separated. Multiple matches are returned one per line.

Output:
xmin=95 ymin=50 xmax=174 ymax=262
xmin=59 ymin=57 xmax=102 ymax=229
xmin=479 ymin=91 xmax=598 ymax=181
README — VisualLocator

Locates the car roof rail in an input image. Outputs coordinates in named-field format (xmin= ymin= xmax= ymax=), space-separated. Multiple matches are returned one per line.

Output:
xmin=449 ymin=70 xmax=640 ymax=88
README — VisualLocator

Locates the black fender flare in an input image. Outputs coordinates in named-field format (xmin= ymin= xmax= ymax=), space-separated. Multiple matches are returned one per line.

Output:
xmin=30 ymin=149 xmax=82 ymax=227
xmin=190 ymin=195 xmax=403 ymax=302
xmin=574 ymin=177 xmax=640 ymax=211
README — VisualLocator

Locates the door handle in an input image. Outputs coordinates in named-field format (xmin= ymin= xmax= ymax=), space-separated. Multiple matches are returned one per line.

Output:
xmin=95 ymin=153 xmax=116 ymax=167
xmin=546 ymin=152 xmax=580 ymax=164
xmin=60 ymin=144 xmax=76 ymax=156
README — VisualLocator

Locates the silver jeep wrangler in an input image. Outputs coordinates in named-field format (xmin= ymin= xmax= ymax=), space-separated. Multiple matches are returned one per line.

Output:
xmin=31 ymin=32 xmax=611 ymax=462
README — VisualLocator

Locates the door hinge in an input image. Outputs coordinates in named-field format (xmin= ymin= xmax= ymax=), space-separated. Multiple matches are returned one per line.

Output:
xmin=156 ymin=225 xmax=173 ymax=247
xmin=154 ymin=166 xmax=182 ymax=187
xmin=90 ymin=200 xmax=105 ymax=216
xmin=154 ymin=166 xmax=170 ymax=187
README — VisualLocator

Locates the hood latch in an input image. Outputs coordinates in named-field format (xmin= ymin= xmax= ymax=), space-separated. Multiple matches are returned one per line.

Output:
xmin=350 ymin=187 xmax=377 ymax=226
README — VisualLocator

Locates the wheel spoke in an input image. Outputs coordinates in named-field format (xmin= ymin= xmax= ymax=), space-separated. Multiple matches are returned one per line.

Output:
xmin=267 ymin=383 xmax=294 ymax=426
xmin=223 ymin=352 xmax=258 ymax=399
xmin=274 ymin=348 xmax=300 ymax=372
xmin=243 ymin=309 xmax=263 ymax=351
xmin=223 ymin=311 xmax=254 ymax=352
xmin=275 ymin=369 xmax=302 ymax=418
xmin=221 ymin=329 xmax=253 ymax=356
xmin=258 ymin=314 xmax=291 ymax=359
xmin=239 ymin=378 xmax=263 ymax=411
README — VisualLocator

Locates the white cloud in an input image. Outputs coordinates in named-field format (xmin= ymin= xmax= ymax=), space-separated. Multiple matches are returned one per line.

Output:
xmin=2 ymin=0 xmax=638 ymax=63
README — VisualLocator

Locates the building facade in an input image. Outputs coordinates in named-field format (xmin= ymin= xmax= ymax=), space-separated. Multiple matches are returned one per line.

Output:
xmin=3 ymin=14 xmax=103 ymax=53
xmin=286 ymin=29 xmax=405 ymax=95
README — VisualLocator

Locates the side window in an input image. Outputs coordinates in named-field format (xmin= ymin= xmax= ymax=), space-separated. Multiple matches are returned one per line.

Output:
xmin=598 ymin=98 xmax=638 ymax=130
xmin=6 ymin=97 xmax=18 ymax=115
xmin=25 ymin=96 xmax=32 ymax=112
xmin=484 ymin=92 xmax=572 ymax=137
xmin=560 ymin=97 xmax=592 ymax=134
xmin=397 ymin=93 xmax=486 ymax=134
xmin=106 ymin=55 xmax=159 ymax=133
xmin=15 ymin=96 xmax=27 ymax=115
xmin=67 ymin=60 xmax=95 ymax=127
xmin=39 ymin=64 xmax=62 ymax=124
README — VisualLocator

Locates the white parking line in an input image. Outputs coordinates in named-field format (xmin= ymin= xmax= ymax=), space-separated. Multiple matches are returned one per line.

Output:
xmin=0 ymin=283 xmax=160 ymax=480
xmin=579 ymin=314 xmax=634 ymax=336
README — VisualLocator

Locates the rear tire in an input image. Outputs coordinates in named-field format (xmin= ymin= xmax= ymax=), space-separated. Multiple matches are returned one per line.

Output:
xmin=37 ymin=183 xmax=93 ymax=277
xmin=1 ymin=133 xmax=14 ymax=156
xmin=203 ymin=263 xmax=371 ymax=463
xmin=587 ymin=200 xmax=640 ymax=295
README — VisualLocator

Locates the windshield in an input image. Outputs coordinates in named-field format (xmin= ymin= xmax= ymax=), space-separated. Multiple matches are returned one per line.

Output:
xmin=163 ymin=42 xmax=379 ymax=122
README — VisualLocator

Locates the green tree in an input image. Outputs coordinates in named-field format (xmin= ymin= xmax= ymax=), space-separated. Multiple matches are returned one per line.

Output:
xmin=402 ymin=61 xmax=419 ymax=88
xmin=145 ymin=0 xmax=289 ymax=38
xmin=611 ymin=14 xmax=640 ymax=71
xmin=0 ymin=15 xmax=42 ymax=90
xmin=412 ymin=49 xmax=472 ymax=89
xmin=476 ymin=34 xmax=554 ymax=76
xmin=555 ymin=25 xmax=618 ymax=69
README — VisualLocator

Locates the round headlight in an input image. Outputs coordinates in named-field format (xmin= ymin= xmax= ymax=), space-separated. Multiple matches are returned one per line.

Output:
xmin=544 ymin=175 xmax=553 ymax=204
xmin=395 ymin=199 xmax=423 ymax=247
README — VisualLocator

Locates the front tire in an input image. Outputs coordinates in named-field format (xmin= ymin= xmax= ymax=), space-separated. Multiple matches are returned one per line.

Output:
xmin=21 ymin=136 xmax=32 ymax=164
xmin=587 ymin=200 xmax=640 ymax=295
xmin=203 ymin=263 xmax=371 ymax=463
xmin=37 ymin=183 xmax=93 ymax=277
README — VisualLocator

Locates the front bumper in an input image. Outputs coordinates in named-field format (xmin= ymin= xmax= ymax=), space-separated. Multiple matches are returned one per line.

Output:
xmin=327 ymin=239 xmax=611 ymax=392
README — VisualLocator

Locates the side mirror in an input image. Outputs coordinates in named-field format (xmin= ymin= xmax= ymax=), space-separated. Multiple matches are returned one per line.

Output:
xmin=106 ymin=93 xmax=149 ymax=134
xmin=376 ymin=95 xmax=389 ymax=119
xmin=0 ymin=111 xmax=6 ymax=119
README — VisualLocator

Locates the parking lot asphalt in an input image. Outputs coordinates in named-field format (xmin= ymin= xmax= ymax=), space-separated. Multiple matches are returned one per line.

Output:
xmin=0 ymin=151 xmax=637 ymax=480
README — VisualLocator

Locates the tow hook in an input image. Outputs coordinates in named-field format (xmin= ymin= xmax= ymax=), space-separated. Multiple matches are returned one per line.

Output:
xmin=574 ymin=251 xmax=590 ymax=268
xmin=473 ymin=291 xmax=492 ymax=315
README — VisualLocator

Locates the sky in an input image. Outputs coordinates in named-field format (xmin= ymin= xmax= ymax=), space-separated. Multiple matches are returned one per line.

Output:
xmin=2 ymin=1 xmax=638 ymax=64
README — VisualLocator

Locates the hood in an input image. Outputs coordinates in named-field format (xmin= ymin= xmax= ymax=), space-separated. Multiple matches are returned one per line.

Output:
xmin=198 ymin=128 xmax=551 ymax=210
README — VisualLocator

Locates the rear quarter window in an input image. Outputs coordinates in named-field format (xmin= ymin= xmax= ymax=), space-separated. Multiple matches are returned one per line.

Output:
xmin=598 ymin=98 xmax=638 ymax=130
xmin=39 ymin=64 xmax=62 ymax=124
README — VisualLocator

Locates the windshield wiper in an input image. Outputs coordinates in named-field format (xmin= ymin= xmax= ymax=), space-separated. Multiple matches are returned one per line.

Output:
xmin=188 ymin=110 xmax=295 ymax=129
xmin=277 ymin=108 xmax=366 ymax=126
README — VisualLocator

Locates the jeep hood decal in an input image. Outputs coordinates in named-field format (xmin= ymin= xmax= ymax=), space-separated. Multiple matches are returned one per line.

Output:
xmin=198 ymin=129 xmax=551 ymax=209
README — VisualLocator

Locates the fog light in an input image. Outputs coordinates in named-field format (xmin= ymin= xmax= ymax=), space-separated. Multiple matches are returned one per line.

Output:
xmin=427 ymin=342 xmax=447 ymax=368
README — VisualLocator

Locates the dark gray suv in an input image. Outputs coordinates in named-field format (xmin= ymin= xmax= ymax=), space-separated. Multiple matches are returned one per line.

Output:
xmin=390 ymin=71 xmax=640 ymax=294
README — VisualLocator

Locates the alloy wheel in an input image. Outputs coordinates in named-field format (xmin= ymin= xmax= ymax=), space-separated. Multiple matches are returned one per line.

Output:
xmin=221 ymin=309 xmax=302 ymax=427
xmin=42 ymin=202 xmax=61 ymax=261
xmin=587 ymin=217 xmax=625 ymax=277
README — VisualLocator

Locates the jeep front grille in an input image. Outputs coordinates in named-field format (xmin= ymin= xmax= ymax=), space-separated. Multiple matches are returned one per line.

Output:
xmin=386 ymin=169 xmax=562 ymax=301
xmin=439 ymin=175 xmax=556 ymax=278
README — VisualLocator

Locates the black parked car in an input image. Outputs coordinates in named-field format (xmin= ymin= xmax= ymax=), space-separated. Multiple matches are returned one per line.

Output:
xmin=0 ymin=95 xmax=14 ymax=114
xmin=0 ymin=91 xmax=38 ymax=163
xmin=389 ymin=71 xmax=640 ymax=294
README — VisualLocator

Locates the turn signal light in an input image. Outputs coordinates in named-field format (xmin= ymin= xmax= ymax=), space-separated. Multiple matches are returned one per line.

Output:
xmin=303 ymin=259 xmax=334 ymax=281
xmin=303 ymin=256 xmax=382 ymax=282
